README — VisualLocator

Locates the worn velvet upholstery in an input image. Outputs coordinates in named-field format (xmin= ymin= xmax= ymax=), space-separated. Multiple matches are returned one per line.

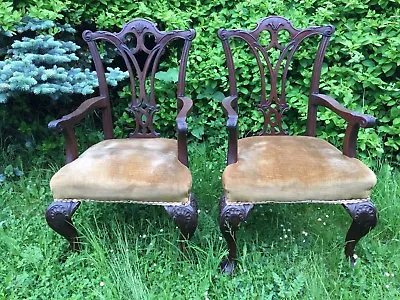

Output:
xmin=50 ymin=138 xmax=192 ymax=204
xmin=223 ymin=136 xmax=376 ymax=204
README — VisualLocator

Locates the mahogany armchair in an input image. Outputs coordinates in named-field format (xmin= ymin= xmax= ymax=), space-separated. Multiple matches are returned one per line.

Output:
xmin=45 ymin=19 xmax=197 ymax=251
xmin=218 ymin=16 xmax=378 ymax=274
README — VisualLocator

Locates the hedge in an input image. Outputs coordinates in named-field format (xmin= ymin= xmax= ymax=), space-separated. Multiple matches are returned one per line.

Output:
xmin=1 ymin=0 xmax=399 ymax=163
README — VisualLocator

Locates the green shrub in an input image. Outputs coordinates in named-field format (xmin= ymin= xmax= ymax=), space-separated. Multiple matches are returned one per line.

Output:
xmin=2 ymin=0 xmax=399 ymax=163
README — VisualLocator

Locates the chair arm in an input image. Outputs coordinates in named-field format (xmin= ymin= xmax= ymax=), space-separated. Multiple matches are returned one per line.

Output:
xmin=176 ymin=96 xmax=193 ymax=167
xmin=310 ymin=93 xmax=375 ymax=128
xmin=176 ymin=96 xmax=193 ymax=135
xmin=310 ymin=93 xmax=376 ymax=158
xmin=222 ymin=95 xmax=238 ymax=128
xmin=48 ymin=96 xmax=108 ymax=132
xmin=222 ymin=96 xmax=239 ymax=164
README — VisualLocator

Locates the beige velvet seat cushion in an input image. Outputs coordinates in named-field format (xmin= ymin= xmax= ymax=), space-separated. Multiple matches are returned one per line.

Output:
xmin=50 ymin=138 xmax=191 ymax=204
xmin=222 ymin=136 xmax=376 ymax=204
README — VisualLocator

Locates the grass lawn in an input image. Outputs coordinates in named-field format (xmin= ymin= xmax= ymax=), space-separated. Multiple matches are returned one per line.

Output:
xmin=0 ymin=144 xmax=399 ymax=299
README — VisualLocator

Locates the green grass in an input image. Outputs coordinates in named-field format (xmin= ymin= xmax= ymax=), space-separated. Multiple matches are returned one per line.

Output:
xmin=1 ymin=144 xmax=399 ymax=299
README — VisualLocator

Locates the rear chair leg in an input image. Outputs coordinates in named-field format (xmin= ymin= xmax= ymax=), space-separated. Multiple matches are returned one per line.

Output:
xmin=343 ymin=200 xmax=377 ymax=266
xmin=45 ymin=201 xmax=81 ymax=251
xmin=219 ymin=195 xmax=253 ymax=275
xmin=164 ymin=194 xmax=198 ymax=251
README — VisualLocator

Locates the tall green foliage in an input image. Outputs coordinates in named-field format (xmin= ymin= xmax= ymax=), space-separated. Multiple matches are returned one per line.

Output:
xmin=1 ymin=0 xmax=399 ymax=162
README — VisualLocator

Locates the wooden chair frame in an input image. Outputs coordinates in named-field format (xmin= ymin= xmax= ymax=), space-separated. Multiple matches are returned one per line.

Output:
xmin=45 ymin=19 xmax=198 ymax=251
xmin=218 ymin=16 xmax=378 ymax=274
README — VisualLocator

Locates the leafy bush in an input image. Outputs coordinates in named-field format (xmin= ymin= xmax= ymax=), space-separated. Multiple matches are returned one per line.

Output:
xmin=1 ymin=0 xmax=399 ymax=163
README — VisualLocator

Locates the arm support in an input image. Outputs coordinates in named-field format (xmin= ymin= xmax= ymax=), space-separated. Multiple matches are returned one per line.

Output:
xmin=310 ymin=93 xmax=375 ymax=128
xmin=48 ymin=96 xmax=108 ymax=132
xmin=222 ymin=96 xmax=239 ymax=165
xmin=176 ymin=96 xmax=193 ymax=167
xmin=309 ymin=93 xmax=376 ymax=157
xmin=48 ymin=96 xmax=108 ymax=164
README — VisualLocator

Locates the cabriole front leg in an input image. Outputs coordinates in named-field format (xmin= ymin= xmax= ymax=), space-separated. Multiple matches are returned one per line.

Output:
xmin=219 ymin=195 xmax=253 ymax=275
xmin=343 ymin=200 xmax=377 ymax=266
xmin=164 ymin=194 xmax=198 ymax=251
xmin=45 ymin=201 xmax=81 ymax=251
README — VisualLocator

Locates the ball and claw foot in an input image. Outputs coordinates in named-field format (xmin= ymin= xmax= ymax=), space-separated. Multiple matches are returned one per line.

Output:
xmin=343 ymin=200 xmax=377 ymax=267
xmin=45 ymin=201 xmax=81 ymax=251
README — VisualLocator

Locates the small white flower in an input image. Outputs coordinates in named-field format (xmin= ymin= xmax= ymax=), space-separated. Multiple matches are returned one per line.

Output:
xmin=99 ymin=281 xmax=105 ymax=287
xmin=110 ymin=249 xmax=114 ymax=253
xmin=287 ymin=229 xmax=291 ymax=232
xmin=197 ymin=209 xmax=201 ymax=213
xmin=302 ymin=231 xmax=308 ymax=236
xmin=391 ymin=273 xmax=395 ymax=277
xmin=204 ymin=291 xmax=208 ymax=295
xmin=323 ymin=222 xmax=326 ymax=225
xmin=153 ymin=263 xmax=157 ymax=267
xmin=142 ymin=234 xmax=147 ymax=238
xmin=385 ymin=272 xmax=390 ymax=277
xmin=353 ymin=254 xmax=358 ymax=259
xmin=160 ymin=229 xmax=164 ymax=232
xmin=385 ymin=284 xmax=390 ymax=289
xmin=218 ymin=176 xmax=222 ymax=180
xmin=284 ymin=234 xmax=288 ymax=238
xmin=325 ymin=214 xmax=329 ymax=218
xmin=317 ymin=218 xmax=322 ymax=221
xmin=280 ymin=224 xmax=284 ymax=227
xmin=283 ymin=228 xmax=286 ymax=232
xmin=303 ymin=239 xmax=306 ymax=243
xmin=219 ymin=236 xmax=223 ymax=241
xmin=279 ymin=237 xmax=283 ymax=240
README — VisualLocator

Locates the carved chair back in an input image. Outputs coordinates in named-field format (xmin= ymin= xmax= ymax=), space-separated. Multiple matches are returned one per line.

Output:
xmin=83 ymin=19 xmax=195 ymax=139
xmin=218 ymin=16 xmax=334 ymax=136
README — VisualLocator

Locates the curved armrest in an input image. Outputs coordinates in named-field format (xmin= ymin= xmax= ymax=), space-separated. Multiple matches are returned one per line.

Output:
xmin=48 ymin=96 xmax=108 ymax=132
xmin=310 ymin=93 xmax=376 ymax=158
xmin=176 ymin=96 xmax=193 ymax=167
xmin=310 ymin=93 xmax=375 ymax=128
xmin=222 ymin=95 xmax=239 ymax=165
xmin=176 ymin=96 xmax=193 ymax=134
xmin=222 ymin=95 xmax=238 ymax=128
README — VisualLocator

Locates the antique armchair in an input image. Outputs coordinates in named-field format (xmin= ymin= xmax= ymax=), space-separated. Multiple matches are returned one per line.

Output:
xmin=45 ymin=19 xmax=197 ymax=251
xmin=218 ymin=16 xmax=378 ymax=274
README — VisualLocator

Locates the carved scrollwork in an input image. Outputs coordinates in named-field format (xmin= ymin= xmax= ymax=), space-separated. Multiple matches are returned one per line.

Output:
xmin=164 ymin=194 xmax=198 ymax=241
xmin=343 ymin=200 xmax=378 ymax=266
xmin=259 ymin=103 xmax=288 ymax=135
xmin=46 ymin=201 xmax=80 ymax=220
xmin=128 ymin=105 xmax=160 ymax=138
xmin=344 ymin=201 xmax=377 ymax=227
xmin=82 ymin=18 xmax=194 ymax=141
xmin=219 ymin=195 xmax=253 ymax=231
xmin=45 ymin=201 xmax=80 ymax=251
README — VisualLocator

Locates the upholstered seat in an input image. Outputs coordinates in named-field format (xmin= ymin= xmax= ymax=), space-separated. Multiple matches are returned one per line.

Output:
xmin=50 ymin=138 xmax=192 ymax=204
xmin=223 ymin=136 xmax=376 ymax=204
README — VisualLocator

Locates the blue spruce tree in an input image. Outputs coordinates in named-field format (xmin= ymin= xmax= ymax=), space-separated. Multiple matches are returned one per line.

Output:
xmin=0 ymin=18 xmax=127 ymax=103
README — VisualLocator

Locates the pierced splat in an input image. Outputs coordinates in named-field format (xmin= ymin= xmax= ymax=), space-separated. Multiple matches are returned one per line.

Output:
xmin=218 ymin=16 xmax=334 ymax=136
xmin=82 ymin=19 xmax=195 ymax=138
